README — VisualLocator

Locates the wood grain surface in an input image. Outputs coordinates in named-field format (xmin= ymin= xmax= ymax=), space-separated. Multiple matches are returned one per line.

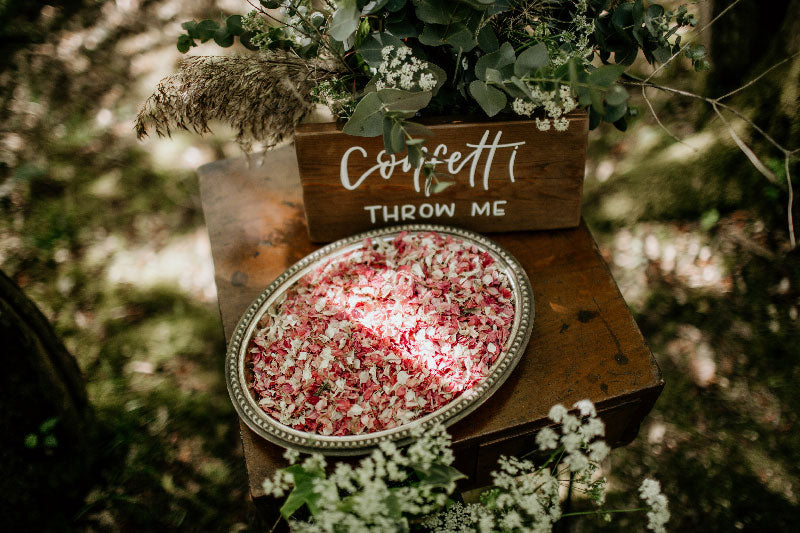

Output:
xmin=197 ymin=144 xmax=663 ymax=504
xmin=295 ymin=113 xmax=588 ymax=242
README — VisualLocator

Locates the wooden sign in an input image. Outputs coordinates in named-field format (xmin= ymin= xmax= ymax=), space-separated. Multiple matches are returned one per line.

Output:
xmin=295 ymin=112 xmax=588 ymax=242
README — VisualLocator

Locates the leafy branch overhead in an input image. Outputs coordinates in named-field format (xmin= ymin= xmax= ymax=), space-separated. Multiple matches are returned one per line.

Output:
xmin=139 ymin=1 xmax=708 ymax=158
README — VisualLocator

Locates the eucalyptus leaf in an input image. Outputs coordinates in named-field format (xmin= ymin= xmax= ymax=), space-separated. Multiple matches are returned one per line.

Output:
xmin=342 ymin=92 xmax=384 ymax=136
xmin=177 ymin=34 xmax=194 ymax=53
xmin=603 ymin=102 xmax=627 ymax=123
xmin=213 ymin=27 xmax=234 ymax=47
xmin=404 ymin=121 xmax=434 ymax=137
xmin=469 ymin=80 xmax=507 ymax=117
xmin=390 ymin=121 xmax=406 ymax=153
xmin=510 ymin=76 xmax=532 ymax=98
xmin=330 ymin=0 xmax=361 ymax=42
xmin=514 ymin=42 xmax=549 ymax=76
xmin=431 ymin=180 xmax=455 ymax=194
xmin=386 ymin=19 xmax=419 ymax=38
xmin=444 ymin=22 xmax=476 ymax=52
xmin=386 ymin=0 xmax=407 ymax=11
xmin=415 ymin=0 xmax=453 ymax=25
xmin=477 ymin=24 xmax=499 ymax=52
xmin=418 ymin=24 xmax=445 ymax=46
xmin=195 ymin=19 xmax=219 ymax=42
xmin=587 ymin=64 xmax=626 ymax=88
xmin=484 ymin=67 xmax=504 ymax=85
xmin=475 ymin=41 xmax=515 ymax=80
xmin=379 ymin=88 xmax=433 ymax=113
xmin=362 ymin=0 xmax=390 ymax=14
xmin=605 ymin=84 xmax=628 ymax=106
xmin=225 ymin=15 xmax=243 ymax=36
xmin=590 ymin=87 xmax=604 ymax=115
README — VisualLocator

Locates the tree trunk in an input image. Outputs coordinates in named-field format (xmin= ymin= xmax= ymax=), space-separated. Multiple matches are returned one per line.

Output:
xmin=0 ymin=270 xmax=94 ymax=529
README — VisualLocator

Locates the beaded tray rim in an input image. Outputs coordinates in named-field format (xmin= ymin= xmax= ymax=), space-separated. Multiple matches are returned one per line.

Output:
xmin=225 ymin=224 xmax=534 ymax=456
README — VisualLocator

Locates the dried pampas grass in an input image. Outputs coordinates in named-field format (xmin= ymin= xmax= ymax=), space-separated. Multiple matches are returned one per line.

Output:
xmin=135 ymin=52 xmax=341 ymax=149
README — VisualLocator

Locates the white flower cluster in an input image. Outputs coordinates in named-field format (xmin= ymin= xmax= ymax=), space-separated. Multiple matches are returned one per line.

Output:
xmin=512 ymin=85 xmax=578 ymax=131
xmin=537 ymin=400 xmax=609 ymax=466
xmin=265 ymin=423 xmax=458 ymax=532
xmin=242 ymin=2 xmax=322 ymax=50
xmin=639 ymin=478 xmax=670 ymax=533
xmin=311 ymin=79 xmax=356 ymax=118
xmin=425 ymin=400 xmax=610 ymax=532
xmin=553 ymin=0 xmax=595 ymax=67
xmin=280 ymin=2 xmax=314 ymax=48
xmin=376 ymin=46 xmax=437 ymax=92
xmin=263 ymin=400 xmax=666 ymax=533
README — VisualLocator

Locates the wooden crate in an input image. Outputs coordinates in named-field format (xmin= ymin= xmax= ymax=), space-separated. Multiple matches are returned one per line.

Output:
xmin=196 ymin=146 xmax=663 ymax=519
xmin=295 ymin=112 xmax=588 ymax=242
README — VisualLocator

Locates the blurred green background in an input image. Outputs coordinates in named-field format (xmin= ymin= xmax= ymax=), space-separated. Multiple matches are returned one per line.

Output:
xmin=1 ymin=1 xmax=798 ymax=531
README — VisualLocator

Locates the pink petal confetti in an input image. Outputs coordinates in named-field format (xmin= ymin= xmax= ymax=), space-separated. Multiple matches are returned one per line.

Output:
xmin=248 ymin=231 xmax=515 ymax=435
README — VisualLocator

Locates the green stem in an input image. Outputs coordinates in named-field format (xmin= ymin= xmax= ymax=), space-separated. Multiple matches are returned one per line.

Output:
xmin=561 ymin=507 xmax=648 ymax=518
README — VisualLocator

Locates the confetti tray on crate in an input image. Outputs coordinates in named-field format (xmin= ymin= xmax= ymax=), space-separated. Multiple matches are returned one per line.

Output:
xmin=225 ymin=224 xmax=534 ymax=455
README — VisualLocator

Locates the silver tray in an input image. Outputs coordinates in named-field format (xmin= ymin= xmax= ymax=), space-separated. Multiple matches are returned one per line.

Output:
xmin=226 ymin=224 xmax=534 ymax=455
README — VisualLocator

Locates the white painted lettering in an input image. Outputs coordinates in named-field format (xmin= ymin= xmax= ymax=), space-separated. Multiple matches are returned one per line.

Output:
xmin=447 ymin=151 xmax=462 ymax=175
xmin=419 ymin=203 xmax=434 ymax=218
xmin=364 ymin=205 xmax=381 ymax=223
xmin=472 ymin=201 xmax=491 ymax=216
xmin=340 ymin=146 xmax=369 ymax=190
xmin=340 ymin=130 xmax=526 ymax=194
xmin=383 ymin=205 xmax=399 ymax=222
xmin=436 ymin=203 xmax=455 ymax=217
xmin=508 ymin=146 xmax=519 ymax=183
xmin=493 ymin=200 xmax=507 ymax=216
xmin=401 ymin=204 xmax=416 ymax=220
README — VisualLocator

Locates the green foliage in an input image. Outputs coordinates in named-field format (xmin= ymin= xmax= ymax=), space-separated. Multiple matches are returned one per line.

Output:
xmin=595 ymin=1 xmax=706 ymax=70
xmin=171 ymin=0 xmax=709 ymax=141
xmin=177 ymin=16 xmax=256 ymax=52
xmin=280 ymin=464 xmax=325 ymax=518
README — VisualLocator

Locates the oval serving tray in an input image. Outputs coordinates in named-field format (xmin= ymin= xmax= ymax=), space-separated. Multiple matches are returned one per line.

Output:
xmin=226 ymin=224 xmax=534 ymax=456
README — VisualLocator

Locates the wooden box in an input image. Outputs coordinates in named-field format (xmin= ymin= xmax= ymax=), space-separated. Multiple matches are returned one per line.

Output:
xmin=197 ymin=147 xmax=663 ymax=516
xmin=295 ymin=112 xmax=588 ymax=242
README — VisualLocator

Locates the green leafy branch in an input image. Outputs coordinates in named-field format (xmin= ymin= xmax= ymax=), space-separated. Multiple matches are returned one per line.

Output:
xmin=177 ymin=15 xmax=254 ymax=53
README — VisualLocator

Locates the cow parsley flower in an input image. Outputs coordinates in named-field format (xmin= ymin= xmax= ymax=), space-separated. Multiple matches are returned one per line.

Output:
xmin=639 ymin=478 xmax=670 ymax=533
xmin=376 ymin=46 xmax=437 ymax=93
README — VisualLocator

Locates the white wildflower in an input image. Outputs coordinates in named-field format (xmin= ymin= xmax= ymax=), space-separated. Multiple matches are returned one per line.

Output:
xmin=536 ymin=118 xmax=551 ymax=131
xmin=283 ymin=447 xmax=300 ymax=464
xmin=512 ymin=98 xmax=536 ymax=116
xmin=536 ymin=426 xmax=559 ymax=450
xmin=553 ymin=117 xmax=570 ymax=131
xmin=639 ymin=478 xmax=670 ymax=533
xmin=564 ymin=451 xmax=590 ymax=472
xmin=588 ymin=441 xmax=610 ymax=462
xmin=375 ymin=45 xmax=436 ymax=92
xmin=419 ymin=72 xmax=436 ymax=91
xmin=548 ymin=404 xmax=568 ymax=422
xmin=574 ymin=399 xmax=596 ymax=417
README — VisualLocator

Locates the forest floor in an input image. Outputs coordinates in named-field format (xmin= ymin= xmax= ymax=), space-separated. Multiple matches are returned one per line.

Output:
xmin=1 ymin=1 xmax=798 ymax=531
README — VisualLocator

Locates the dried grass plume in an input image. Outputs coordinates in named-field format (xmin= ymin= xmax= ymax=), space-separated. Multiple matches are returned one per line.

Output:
xmin=135 ymin=52 xmax=341 ymax=148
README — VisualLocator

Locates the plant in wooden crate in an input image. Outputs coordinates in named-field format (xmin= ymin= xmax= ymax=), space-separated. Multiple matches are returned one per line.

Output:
xmin=136 ymin=1 xmax=707 ymax=238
